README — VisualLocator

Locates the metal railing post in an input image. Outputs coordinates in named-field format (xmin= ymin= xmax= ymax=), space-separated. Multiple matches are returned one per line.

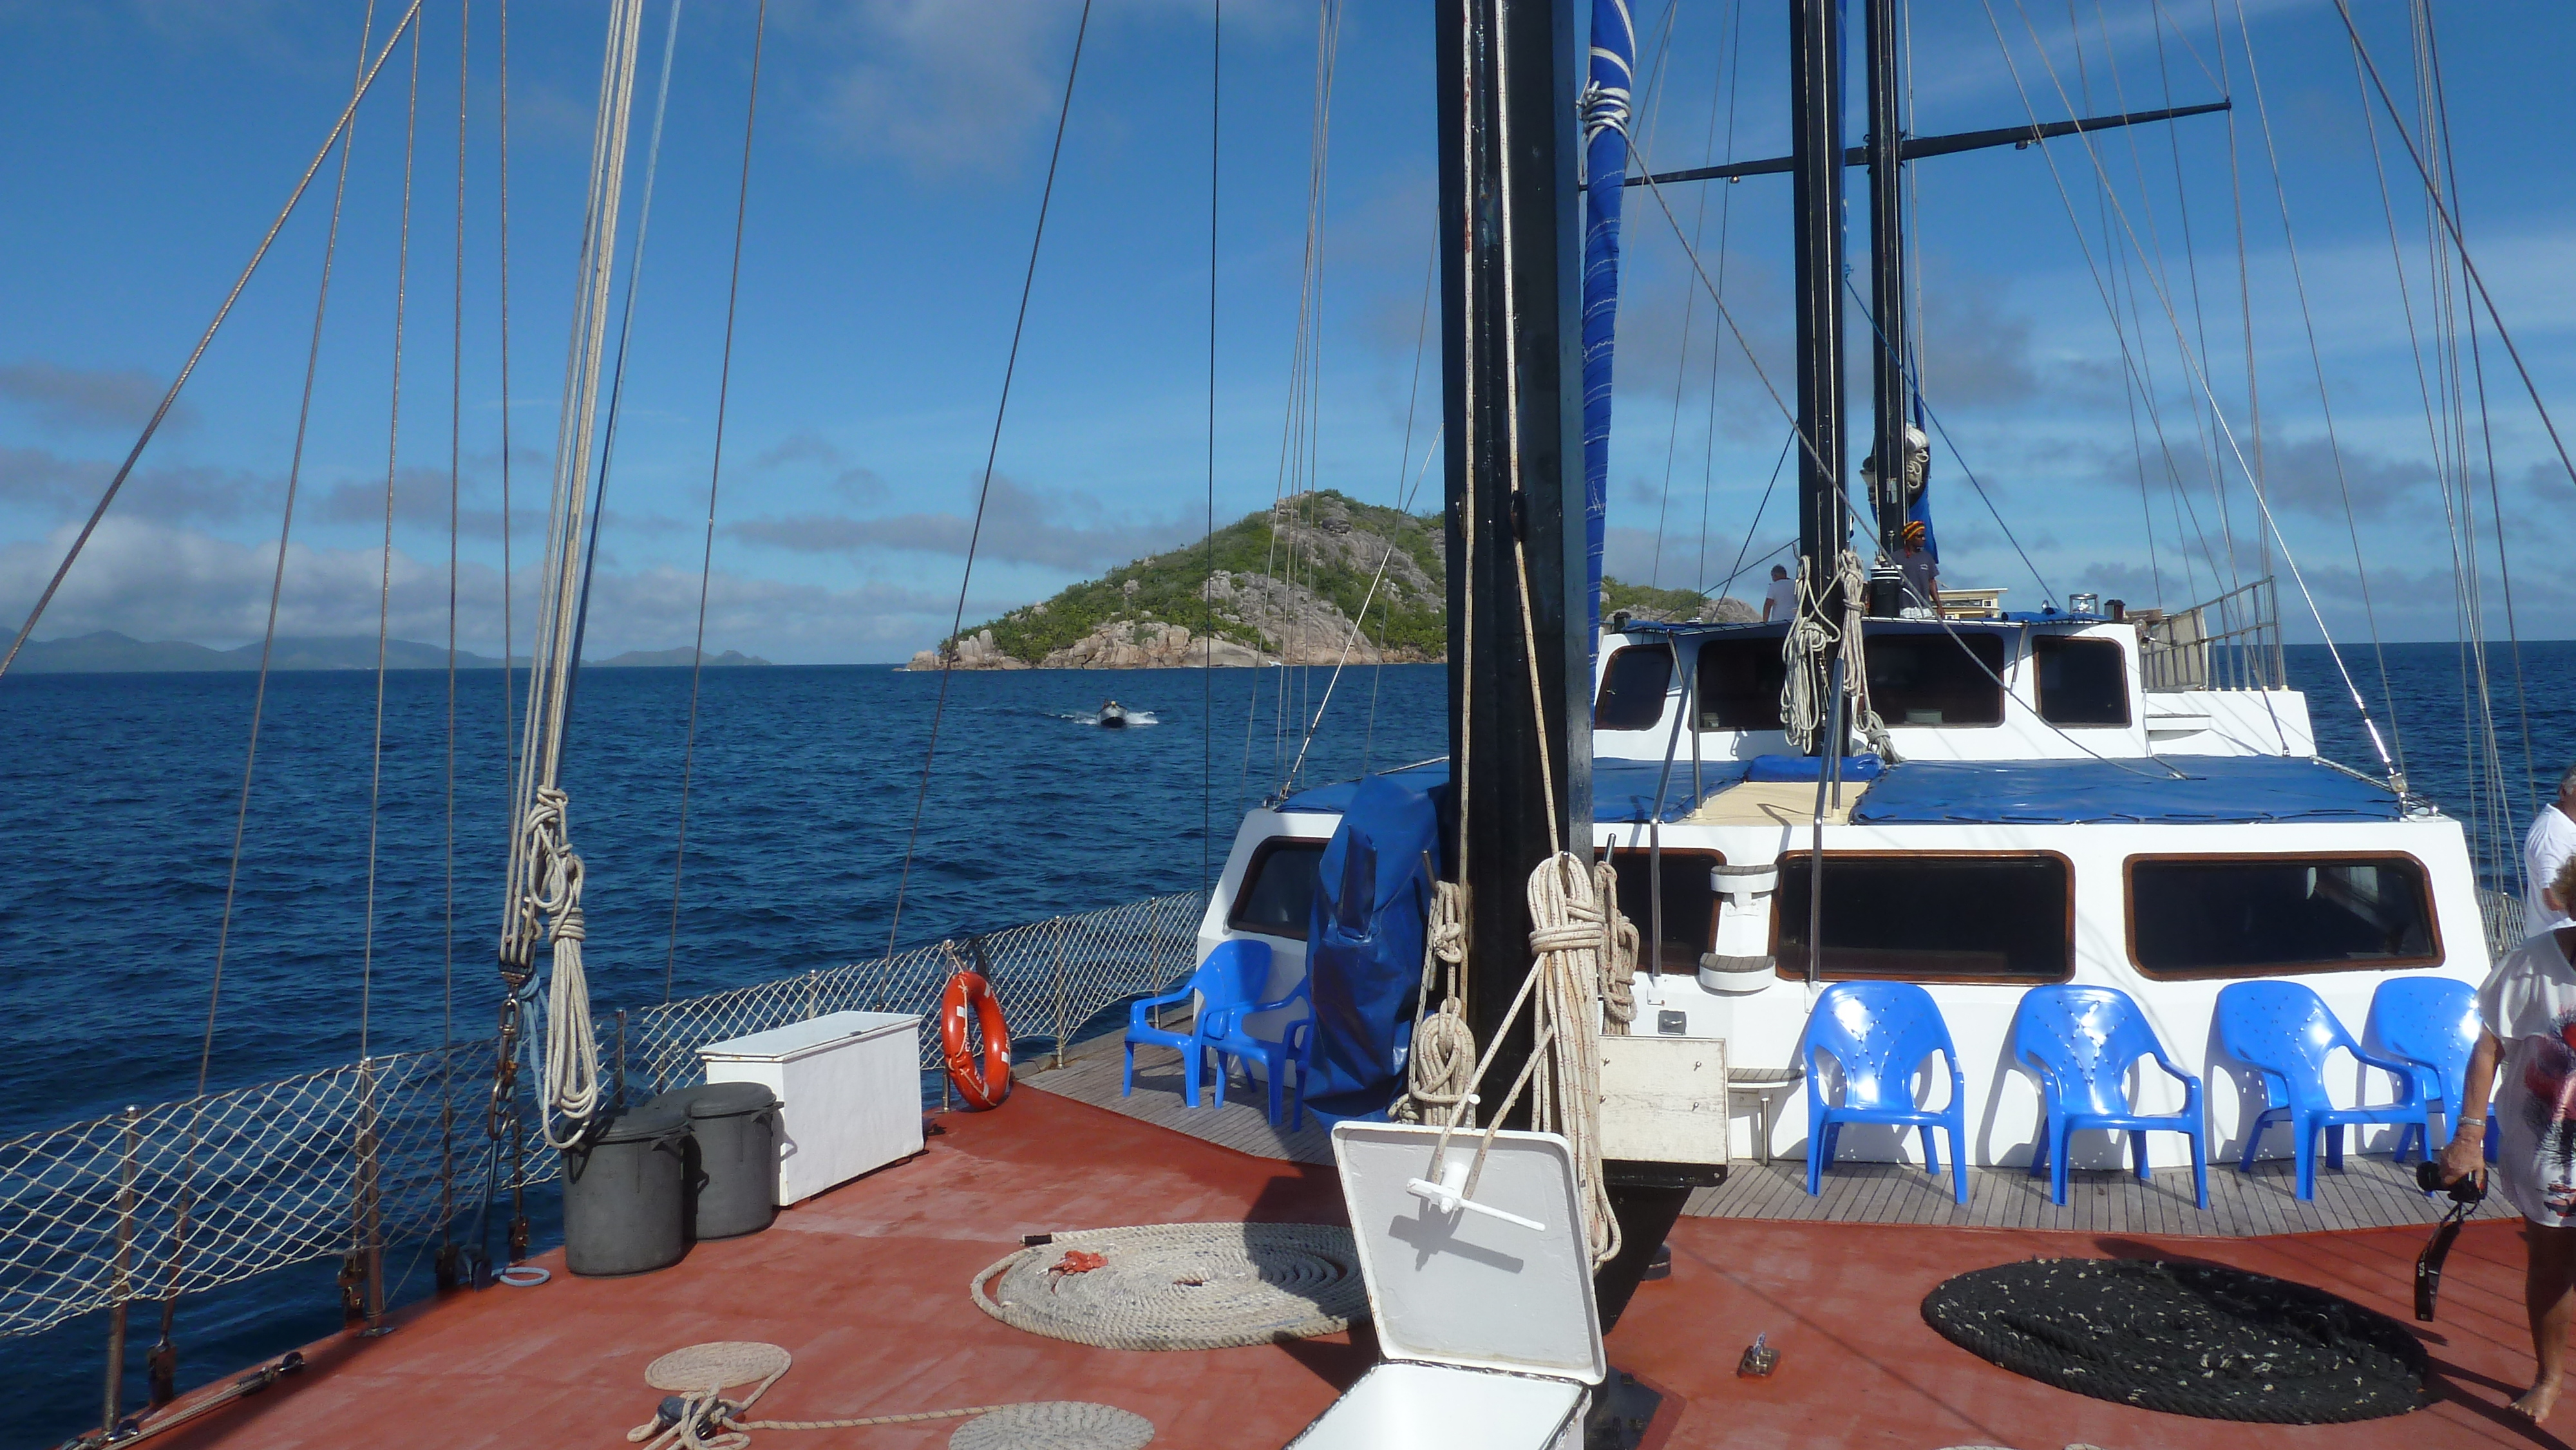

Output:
xmin=102 ymin=1104 xmax=139 ymax=1438
xmin=1050 ymin=928 xmax=1068 ymax=1069
xmin=355 ymin=1058 xmax=386 ymax=1335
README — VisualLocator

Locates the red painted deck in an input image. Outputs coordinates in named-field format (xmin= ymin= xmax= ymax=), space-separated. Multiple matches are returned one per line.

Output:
xmin=151 ymin=1088 xmax=2569 ymax=1450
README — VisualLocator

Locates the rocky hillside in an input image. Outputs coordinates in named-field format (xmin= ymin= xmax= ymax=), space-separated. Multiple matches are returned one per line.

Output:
xmin=902 ymin=493 xmax=1763 ymax=671
xmin=910 ymin=491 xmax=1446 ymax=670
xmin=1602 ymin=577 xmax=1759 ymax=625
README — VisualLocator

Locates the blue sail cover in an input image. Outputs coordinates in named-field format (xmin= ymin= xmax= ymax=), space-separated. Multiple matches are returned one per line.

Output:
xmin=1302 ymin=773 xmax=1441 ymax=1116
xmin=1906 ymin=397 xmax=1939 ymax=563
xmin=1579 ymin=0 xmax=1635 ymax=659
xmin=1850 ymin=757 xmax=2403 ymax=825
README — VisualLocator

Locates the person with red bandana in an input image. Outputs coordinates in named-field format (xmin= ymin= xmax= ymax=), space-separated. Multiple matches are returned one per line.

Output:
xmin=2441 ymin=853 xmax=2576 ymax=1422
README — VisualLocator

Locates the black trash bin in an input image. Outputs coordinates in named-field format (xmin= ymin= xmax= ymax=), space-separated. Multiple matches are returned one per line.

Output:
xmin=683 ymin=1082 xmax=779 ymax=1239
xmin=562 ymin=1100 xmax=690 ymax=1277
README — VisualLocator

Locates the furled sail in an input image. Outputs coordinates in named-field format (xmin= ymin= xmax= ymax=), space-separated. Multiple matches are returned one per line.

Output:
xmin=1578 ymin=0 xmax=1635 ymax=654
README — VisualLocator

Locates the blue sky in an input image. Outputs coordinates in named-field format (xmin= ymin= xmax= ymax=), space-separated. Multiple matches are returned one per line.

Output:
xmin=0 ymin=0 xmax=2568 ymax=663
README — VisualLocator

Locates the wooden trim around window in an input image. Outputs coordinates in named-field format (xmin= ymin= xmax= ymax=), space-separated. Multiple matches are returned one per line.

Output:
xmin=1766 ymin=849 xmax=2078 ymax=984
xmin=2121 ymin=851 xmax=2445 ymax=980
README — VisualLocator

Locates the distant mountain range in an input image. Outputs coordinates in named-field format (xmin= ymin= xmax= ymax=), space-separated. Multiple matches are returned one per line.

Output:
xmin=11 ymin=632 xmax=770 ymax=673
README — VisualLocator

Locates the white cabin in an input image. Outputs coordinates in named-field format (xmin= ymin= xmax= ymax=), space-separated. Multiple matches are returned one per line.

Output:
xmin=1198 ymin=594 xmax=2495 ymax=1176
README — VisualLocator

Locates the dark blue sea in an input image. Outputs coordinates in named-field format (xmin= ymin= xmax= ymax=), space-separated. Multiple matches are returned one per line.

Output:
xmin=1 ymin=641 xmax=2569 ymax=1440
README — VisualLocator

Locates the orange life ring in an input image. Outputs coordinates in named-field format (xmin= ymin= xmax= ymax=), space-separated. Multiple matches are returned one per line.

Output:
xmin=940 ymin=970 xmax=1012 ymax=1109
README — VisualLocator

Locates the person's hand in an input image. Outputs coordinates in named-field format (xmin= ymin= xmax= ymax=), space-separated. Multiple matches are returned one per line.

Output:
xmin=2437 ymin=1125 xmax=2488 ymax=1189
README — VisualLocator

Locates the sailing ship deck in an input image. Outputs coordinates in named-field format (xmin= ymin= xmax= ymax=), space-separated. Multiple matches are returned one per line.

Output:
xmin=1027 ymin=1036 xmax=2509 ymax=1238
xmin=149 ymin=1081 xmax=2556 ymax=1450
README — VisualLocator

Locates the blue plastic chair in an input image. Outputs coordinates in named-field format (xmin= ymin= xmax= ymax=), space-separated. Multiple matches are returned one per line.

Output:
xmin=1122 ymin=939 xmax=1271 ymax=1107
xmin=2010 ymin=985 xmax=2208 ymax=1210
xmin=2217 ymin=980 xmax=2434 ymax=1201
xmin=1799 ymin=982 xmax=1971 ymax=1205
xmin=1207 ymin=973 xmax=1317 ymax=1129
xmin=2365 ymin=975 xmax=2497 ymax=1165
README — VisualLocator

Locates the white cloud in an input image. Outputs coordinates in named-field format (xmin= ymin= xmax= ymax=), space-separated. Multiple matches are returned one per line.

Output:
xmin=0 ymin=518 xmax=981 ymax=663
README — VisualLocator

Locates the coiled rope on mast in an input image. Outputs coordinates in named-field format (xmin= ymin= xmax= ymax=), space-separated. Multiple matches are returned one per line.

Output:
xmin=497 ymin=0 xmax=649 ymax=1150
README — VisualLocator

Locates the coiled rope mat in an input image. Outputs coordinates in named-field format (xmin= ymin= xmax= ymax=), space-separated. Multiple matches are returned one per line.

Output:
xmin=1920 ymin=1259 xmax=2428 ymax=1424
xmin=971 ymin=1223 xmax=1367 ymax=1351
xmin=626 ymin=1341 xmax=1151 ymax=1450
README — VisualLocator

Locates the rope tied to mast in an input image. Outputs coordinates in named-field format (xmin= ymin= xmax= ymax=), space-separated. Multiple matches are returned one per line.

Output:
xmin=493 ymin=0 xmax=648 ymax=1152
xmin=1395 ymin=880 xmax=1475 ymax=1126
xmin=509 ymin=786 xmax=600 ymax=1142
xmin=1406 ymin=852 xmax=1638 ymax=1268
xmin=1779 ymin=549 xmax=1893 ymax=760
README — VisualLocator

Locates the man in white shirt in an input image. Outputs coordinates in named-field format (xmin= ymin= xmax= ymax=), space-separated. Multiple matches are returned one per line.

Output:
xmin=2526 ymin=764 xmax=2576 ymax=934
xmin=1761 ymin=564 xmax=1797 ymax=623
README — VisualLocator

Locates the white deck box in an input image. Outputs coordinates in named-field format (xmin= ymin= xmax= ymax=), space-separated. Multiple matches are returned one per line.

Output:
xmin=1286 ymin=1123 xmax=1603 ymax=1450
xmin=699 ymin=1011 xmax=923 ymax=1205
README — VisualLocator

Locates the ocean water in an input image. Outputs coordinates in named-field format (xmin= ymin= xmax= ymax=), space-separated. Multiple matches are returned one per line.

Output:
xmin=1 ymin=639 xmax=2568 ymax=1437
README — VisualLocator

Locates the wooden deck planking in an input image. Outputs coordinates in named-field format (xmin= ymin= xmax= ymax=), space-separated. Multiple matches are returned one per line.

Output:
xmin=1021 ymin=1033 xmax=1334 ymax=1165
xmin=1025 ymin=1031 xmax=2500 ymax=1238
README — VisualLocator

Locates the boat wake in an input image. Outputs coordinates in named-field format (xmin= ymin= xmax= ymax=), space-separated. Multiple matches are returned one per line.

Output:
xmin=1063 ymin=710 xmax=1159 ymax=728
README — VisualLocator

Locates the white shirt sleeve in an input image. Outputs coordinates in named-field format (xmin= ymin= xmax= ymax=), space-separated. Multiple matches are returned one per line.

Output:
xmin=2528 ymin=806 xmax=2576 ymax=934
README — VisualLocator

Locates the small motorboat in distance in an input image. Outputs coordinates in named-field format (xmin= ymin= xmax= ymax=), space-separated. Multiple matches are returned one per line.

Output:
xmin=1097 ymin=699 xmax=1128 ymax=730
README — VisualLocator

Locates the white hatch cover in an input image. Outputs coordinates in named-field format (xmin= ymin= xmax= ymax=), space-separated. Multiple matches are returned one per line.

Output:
xmin=698 ymin=1010 xmax=918 ymax=1064
xmin=1329 ymin=1122 xmax=1605 ymax=1386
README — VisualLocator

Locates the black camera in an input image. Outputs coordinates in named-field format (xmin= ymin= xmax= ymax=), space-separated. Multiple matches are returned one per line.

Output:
xmin=2416 ymin=1157 xmax=2486 ymax=1205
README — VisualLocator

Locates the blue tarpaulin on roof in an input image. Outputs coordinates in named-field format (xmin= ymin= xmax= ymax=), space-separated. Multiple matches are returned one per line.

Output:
xmin=1849 ymin=756 xmax=2402 ymax=825
xmin=1278 ymin=758 xmax=1745 ymax=824
xmin=1302 ymin=774 xmax=1441 ymax=1118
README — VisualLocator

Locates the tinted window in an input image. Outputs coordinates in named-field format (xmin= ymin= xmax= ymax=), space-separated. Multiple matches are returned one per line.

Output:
xmin=1595 ymin=645 xmax=1674 ymax=732
xmin=1776 ymin=854 xmax=2070 ymax=981
xmin=2035 ymin=636 xmax=2130 ymax=726
xmin=1698 ymin=636 xmax=1788 ymax=730
xmin=1605 ymin=849 xmax=1723 ymax=974
xmin=2130 ymin=856 xmax=2438 ymax=978
xmin=1229 ymin=840 xmax=1325 ymax=941
xmin=1867 ymin=632 xmax=2006 ymax=726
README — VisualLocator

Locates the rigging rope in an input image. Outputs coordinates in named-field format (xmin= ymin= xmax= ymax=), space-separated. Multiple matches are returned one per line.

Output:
xmin=0 ymin=1 xmax=426 ymax=680
xmin=499 ymin=0 xmax=649 ymax=1149
xmin=1975 ymin=0 xmax=2397 ymax=780
xmin=667 ymin=0 xmax=769 ymax=1002
xmin=882 ymin=1 xmax=1093 ymax=963
xmin=361 ymin=15 xmax=425 ymax=1064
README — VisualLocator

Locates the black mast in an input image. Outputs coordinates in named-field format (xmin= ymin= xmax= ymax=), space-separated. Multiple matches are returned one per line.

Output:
xmin=1439 ymin=0 xmax=1587 ymax=1125
xmin=1789 ymin=0 xmax=1848 ymax=699
xmin=1864 ymin=0 xmax=1908 ymax=616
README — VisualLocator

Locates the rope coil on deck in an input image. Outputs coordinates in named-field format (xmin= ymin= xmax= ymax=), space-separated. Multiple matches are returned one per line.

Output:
xmin=628 ymin=1341 xmax=1153 ymax=1449
xmin=971 ymin=1222 xmax=1366 ymax=1351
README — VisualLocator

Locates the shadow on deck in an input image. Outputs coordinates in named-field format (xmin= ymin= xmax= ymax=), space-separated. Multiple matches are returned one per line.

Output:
xmin=1035 ymin=1036 xmax=2505 ymax=1238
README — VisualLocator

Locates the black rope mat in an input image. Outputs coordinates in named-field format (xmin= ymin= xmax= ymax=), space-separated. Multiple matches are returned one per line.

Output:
xmin=1920 ymin=1259 xmax=2427 ymax=1424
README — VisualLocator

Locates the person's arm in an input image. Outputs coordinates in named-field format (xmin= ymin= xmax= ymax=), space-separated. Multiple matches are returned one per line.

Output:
xmin=2438 ymin=1027 xmax=2503 ymax=1186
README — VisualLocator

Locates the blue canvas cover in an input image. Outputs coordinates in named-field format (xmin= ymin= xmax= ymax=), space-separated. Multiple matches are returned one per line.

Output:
xmin=1850 ymin=756 xmax=2402 ymax=825
xmin=1280 ymin=758 xmax=1743 ymax=825
xmin=1746 ymin=753 xmax=1885 ymax=784
xmin=1302 ymin=774 xmax=1441 ymax=1117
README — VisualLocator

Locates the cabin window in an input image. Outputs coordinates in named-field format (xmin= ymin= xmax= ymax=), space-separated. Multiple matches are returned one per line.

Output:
xmin=1228 ymin=839 xmax=1326 ymax=941
xmin=1604 ymin=847 xmax=1725 ymax=974
xmin=2034 ymin=636 xmax=2130 ymax=727
xmin=1866 ymin=632 xmax=2007 ymax=726
xmin=1594 ymin=645 xmax=1673 ymax=732
xmin=1697 ymin=636 xmax=1788 ymax=730
xmin=2127 ymin=855 xmax=2440 ymax=978
xmin=1774 ymin=853 xmax=2072 ymax=982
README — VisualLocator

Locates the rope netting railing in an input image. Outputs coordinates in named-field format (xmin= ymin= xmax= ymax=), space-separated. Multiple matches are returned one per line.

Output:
xmin=0 ymin=1041 xmax=497 ymax=1341
xmin=0 ymin=891 xmax=1208 ymax=1343
xmin=630 ymin=889 xmax=1211 ymax=1094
